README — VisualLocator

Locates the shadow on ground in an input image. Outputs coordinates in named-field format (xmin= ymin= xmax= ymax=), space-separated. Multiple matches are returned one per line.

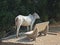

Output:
xmin=49 ymin=27 xmax=60 ymax=33
xmin=47 ymin=26 xmax=60 ymax=36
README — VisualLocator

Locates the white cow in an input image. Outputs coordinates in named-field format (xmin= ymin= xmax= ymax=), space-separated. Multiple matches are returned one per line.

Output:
xmin=15 ymin=12 xmax=40 ymax=38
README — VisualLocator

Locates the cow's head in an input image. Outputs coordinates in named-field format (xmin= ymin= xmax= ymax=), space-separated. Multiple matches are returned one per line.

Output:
xmin=33 ymin=12 xmax=40 ymax=19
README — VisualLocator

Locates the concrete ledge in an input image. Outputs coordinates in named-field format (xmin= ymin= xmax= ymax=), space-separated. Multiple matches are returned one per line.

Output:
xmin=1 ymin=42 xmax=33 ymax=45
xmin=1 ymin=33 xmax=34 ymax=45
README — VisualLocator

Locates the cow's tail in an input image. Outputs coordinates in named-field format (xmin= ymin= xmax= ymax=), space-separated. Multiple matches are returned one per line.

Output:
xmin=15 ymin=17 xmax=20 ymax=30
xmin=15 ymin=17 xmax=19 ymax=26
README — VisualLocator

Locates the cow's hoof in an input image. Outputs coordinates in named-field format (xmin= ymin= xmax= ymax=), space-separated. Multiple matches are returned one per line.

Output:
xmin=16 ymin=36 xmax=18 ymax=38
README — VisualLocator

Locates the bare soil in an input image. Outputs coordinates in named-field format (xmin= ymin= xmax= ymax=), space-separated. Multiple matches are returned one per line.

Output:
xmin=1 ymin=25 xmax=60 ymax=45
xmin=34 ymin=25 xmax=60 ymax=45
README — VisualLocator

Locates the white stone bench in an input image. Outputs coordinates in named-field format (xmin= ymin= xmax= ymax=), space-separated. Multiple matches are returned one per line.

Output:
xmin=25 ymin=21 xmax=49 ymax=40
xmin=35 ymin=21 xmax=49 ymax=36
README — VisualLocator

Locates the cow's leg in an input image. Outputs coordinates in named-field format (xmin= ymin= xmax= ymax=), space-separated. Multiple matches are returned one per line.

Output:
xmin=16 ymin=25 xmax=20 ymax=38
xmin=30 ymin=25 xmax=32 ymax=30
xmin=16 ymin=20 xmax=23 ymax=38
xmin=30 ymin=20 xmax=35 ymax=30
xmin=27 ymin=26 xmax=29 ymax=31
xmin=30 ymin=23 xmax=34 ymax=30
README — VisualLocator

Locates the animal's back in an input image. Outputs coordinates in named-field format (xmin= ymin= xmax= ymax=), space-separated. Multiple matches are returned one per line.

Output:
xmin=16 ymin=15 xmax=32 ymax=26
xmin=21 ymin=15 xmax=32 ymax=26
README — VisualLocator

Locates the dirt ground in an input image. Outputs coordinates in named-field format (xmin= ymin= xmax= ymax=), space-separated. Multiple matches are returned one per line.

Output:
xmin=1 ymin=25 xmax=60 ymax=45
xmin=34 ymin=25 xmax=60 ymax=45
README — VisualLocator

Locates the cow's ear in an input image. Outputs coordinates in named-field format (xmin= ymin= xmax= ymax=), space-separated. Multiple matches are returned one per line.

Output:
xmin=29 ymin=14 xmax=31 ymax=16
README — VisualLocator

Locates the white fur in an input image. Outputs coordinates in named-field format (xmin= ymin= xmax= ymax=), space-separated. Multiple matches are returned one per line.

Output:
xmin=15 ymin=12 xmax=40 ymax=37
